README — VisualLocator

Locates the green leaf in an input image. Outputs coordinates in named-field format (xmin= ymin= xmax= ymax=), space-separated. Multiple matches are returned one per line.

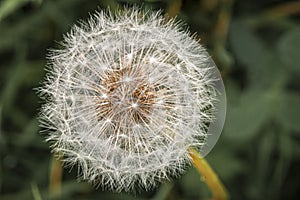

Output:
xmin=247 ymin=130 xmax=275 ymax=199
xmin=207 ymin=149 xmax=245 ymax=181
xmin=277 ymin=28 xmax=300 ymax=72
xmin=180 ymin=167 xmax=209 ymax=198
xmin=152 ymin=182 xmax=174 ymax=200
xmin=13 ymin=119 xmax=40 ymax=147
xmin=229 ymin=20 xmax=271 ymax=70
xmin=224 ymin=89 xmax=277 ymax=143
xmin=277 ymin=92 xmax=300 ymax=133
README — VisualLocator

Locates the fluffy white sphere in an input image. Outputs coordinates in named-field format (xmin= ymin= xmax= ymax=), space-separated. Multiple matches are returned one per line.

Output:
xmin=38 ymin=8 xmax=222 ymax=192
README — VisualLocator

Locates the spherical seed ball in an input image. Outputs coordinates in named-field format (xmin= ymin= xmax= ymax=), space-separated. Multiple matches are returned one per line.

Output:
xmin=38 ymin=9 xmax=224 ymax=192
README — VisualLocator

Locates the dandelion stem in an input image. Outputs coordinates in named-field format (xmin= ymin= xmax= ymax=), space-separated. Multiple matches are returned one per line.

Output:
xmin=49 ymin=154 xmax=63 ymax=198
xmin=188 ymin=148 xmax=229 ymax=200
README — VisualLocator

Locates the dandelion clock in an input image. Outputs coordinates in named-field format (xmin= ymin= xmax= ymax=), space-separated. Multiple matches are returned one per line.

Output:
xmin=38 ymin=8 xmax=227 ymax=196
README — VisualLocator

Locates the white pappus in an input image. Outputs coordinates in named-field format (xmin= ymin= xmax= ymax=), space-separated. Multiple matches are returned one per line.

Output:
xmin=37 ymin=8 xmax=224 ymax=192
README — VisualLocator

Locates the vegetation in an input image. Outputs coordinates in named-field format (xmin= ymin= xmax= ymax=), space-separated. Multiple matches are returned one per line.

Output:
xmin=0 ymin=0 xmax=300 ymax=199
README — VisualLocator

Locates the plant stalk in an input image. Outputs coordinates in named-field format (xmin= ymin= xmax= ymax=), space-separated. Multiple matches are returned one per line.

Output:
xmin=189 ymin=148 xmax=229 ymax=200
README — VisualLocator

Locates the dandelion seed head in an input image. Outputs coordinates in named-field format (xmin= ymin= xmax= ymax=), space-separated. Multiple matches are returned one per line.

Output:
xmin=38 ymin=8 xmax=226 ymax=192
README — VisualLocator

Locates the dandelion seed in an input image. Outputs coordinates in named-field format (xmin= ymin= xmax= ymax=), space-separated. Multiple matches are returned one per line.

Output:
xmin=38 ymin=8 xmax=226 ymax=192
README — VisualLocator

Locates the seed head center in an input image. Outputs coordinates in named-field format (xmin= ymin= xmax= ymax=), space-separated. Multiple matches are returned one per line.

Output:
xmin=96 ymin=68 xmax=157 ymax=125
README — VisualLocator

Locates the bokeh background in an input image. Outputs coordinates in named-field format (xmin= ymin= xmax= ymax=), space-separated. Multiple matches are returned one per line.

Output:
xmin=1 ymin=0 xmax=300 ymax=199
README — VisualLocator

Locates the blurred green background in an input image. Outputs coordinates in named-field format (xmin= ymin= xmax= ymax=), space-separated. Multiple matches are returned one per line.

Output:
xmin=1 ymin=0 xmax=300 ymax=199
